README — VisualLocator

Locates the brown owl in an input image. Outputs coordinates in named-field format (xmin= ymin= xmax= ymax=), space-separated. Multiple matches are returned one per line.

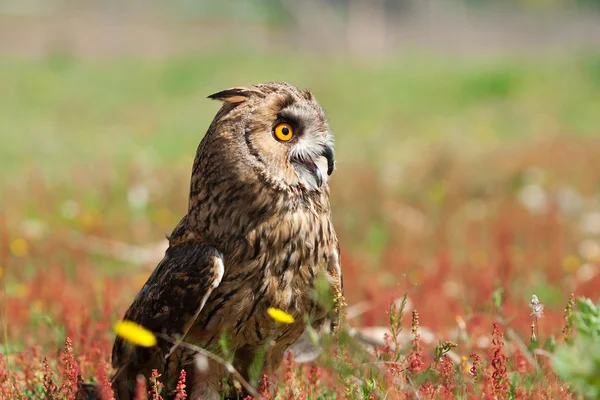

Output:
xmin=109 ymin=82 xmax=343 ymax=400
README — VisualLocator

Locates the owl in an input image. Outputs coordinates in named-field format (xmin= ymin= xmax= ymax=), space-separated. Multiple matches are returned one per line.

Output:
xmin=109 ymin=82 xmax=343 ymax=400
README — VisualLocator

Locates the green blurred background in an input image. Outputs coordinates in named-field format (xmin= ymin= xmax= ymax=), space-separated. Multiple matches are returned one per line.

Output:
xmin=1 ymin=0 xmax=600 ymax=302
xmin=2 ymin=0 xmax=600 ymax=187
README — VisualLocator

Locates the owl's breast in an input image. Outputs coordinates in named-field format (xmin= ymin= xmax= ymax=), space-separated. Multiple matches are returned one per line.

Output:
xmin=192 ymin=208 xmax=338 ymax=349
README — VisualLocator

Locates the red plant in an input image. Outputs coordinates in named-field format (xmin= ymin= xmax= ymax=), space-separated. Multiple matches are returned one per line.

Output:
xmin=490 ymin=322 xmax=509 ymax=398
xmin=174 ymin=369 xmax=187 ymax=400
xmin=149 ymin=369 xmax=164 ymax=400
xmin=59 ymin=337 xmax=79 ymax=399
xmin=374 ymin=333 xmax=393 ymax=361
xmin=283 ymin=351 xmax=297 ymax=400
xmin=438 ymin=354 xmax=456 ymax=397
xmin=469 ymin=353 xmax=483 ymax=380
xmin=96 ymin=361 xmax=115 ymax=400
xmin=407 ymin=310 xmax=424 ymax=373
xmin=308 ymin=363 xmax=321 ymax=393
xmin=418 ymin=381 xmax=436 ymax=399
xmin=258 ymin=374 xmax=273 ymax=400
xmin=2 ymin=137 xmax=600 ymax=399
xmin=43 ymin=357 xmax=58 ymax=399
xmin=15 ymin=345 xmax=42 ymax=395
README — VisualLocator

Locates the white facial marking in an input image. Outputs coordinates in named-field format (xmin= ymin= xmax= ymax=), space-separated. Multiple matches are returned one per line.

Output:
xmin=289 ymin=128 xmax=334 ymax=190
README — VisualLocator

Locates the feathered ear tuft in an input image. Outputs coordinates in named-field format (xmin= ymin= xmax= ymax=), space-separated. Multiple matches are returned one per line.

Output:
xmin=207 ymin=86 xmax=265 ymax=104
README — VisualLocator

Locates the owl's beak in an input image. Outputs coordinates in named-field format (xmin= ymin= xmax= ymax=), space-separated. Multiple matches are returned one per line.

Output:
xmin=290 ymin=144 xmax=334 ymax=189
xmin=312 ymin=144 xmax=334 ymax=188
xmin=321 ymin=145 xmax=335 ymax=176
xmin=313 ymin=165 xmax=324 ymax=188
xmin=292 ymin=157 xmax=323 ymax=188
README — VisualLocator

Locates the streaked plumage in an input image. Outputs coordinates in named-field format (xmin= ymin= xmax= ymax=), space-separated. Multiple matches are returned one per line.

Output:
xmin=110 ymin=82 xmax=343 ymax=399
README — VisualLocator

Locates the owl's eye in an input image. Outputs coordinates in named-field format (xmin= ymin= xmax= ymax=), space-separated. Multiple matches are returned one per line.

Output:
xmin=273 ymin=122 xmax=294 ymax=142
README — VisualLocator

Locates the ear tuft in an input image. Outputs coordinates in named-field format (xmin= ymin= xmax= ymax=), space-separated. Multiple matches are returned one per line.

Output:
xmin=208 ymin=86 xmax=265 ymax=104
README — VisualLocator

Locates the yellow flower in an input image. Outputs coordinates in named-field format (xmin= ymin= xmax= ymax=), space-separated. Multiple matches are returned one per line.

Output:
xmin=0 ymin=266 xmax=3 ymax=280
xmin=267 ymin=307 xmax=295 ymax=324
xmin=10 ymin=238 xmax=28 ymax=257
xmin=113 ymin=320 xmax=157 ymax=347
xmin=461 ymin=355 xmax=471 ymax=374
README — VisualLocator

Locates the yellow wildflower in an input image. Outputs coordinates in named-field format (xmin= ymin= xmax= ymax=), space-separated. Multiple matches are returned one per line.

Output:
xmin=113 ymin=320 xmax=157 ymax=347
xmin=0 ymin=266 xmax=3 ymax=280
xmin=267 ymin=307 xmax=295 ymax=324
xmin=10 ymin=238 xmax=28 ymax=257
xmin=461 ymin=355 xmax=470 ymax=374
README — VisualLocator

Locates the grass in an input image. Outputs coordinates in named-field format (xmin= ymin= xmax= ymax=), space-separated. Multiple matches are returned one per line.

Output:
xmin=2 ymin=51 xmax=600 ymax=184
xmin=1 ymin=51 xmax=600 ymax=398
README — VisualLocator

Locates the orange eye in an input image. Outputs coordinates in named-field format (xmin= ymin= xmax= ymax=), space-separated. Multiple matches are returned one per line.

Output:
xmin=274 ymin=123 xmax=294 ymax=142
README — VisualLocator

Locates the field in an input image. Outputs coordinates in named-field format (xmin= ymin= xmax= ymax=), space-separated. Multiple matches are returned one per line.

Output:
xmin=1 ymin=51 xmax=600 ymax=398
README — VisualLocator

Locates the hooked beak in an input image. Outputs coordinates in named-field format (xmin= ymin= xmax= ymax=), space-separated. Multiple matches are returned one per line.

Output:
xmin=321 ymin=144 xmax=335 ymax=176
xmin=290 ymin=144 xmax=335 ymax=189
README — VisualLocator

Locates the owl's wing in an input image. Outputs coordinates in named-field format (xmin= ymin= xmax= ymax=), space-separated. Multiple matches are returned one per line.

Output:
xmin=111 ymin=242 xmax=224 ymax=387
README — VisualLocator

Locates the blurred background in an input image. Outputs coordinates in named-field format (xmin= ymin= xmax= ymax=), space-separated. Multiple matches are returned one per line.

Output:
xmin=1 ymin=0 xmax=600 ymax=355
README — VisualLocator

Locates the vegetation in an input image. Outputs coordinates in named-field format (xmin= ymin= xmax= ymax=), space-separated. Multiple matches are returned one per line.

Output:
xmin=1 ymin=52 xmax=600 ymax=398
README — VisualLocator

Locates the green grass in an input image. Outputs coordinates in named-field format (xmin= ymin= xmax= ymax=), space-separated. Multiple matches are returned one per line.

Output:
xmin=1 ymin=51 xmax=599 ymax=189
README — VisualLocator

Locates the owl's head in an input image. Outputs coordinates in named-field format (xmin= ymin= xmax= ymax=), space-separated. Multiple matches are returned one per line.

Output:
xmin=203 ymin=82 xmax=335 ymax=192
